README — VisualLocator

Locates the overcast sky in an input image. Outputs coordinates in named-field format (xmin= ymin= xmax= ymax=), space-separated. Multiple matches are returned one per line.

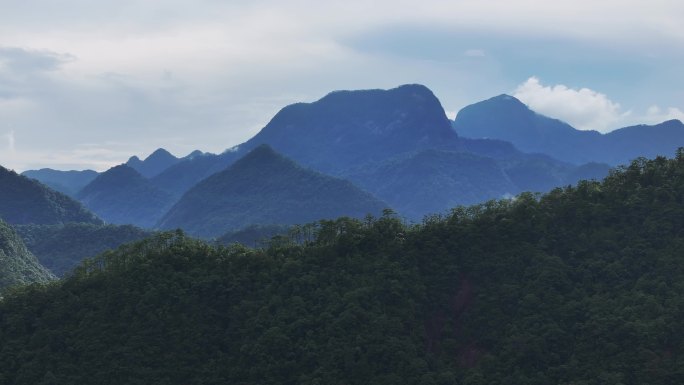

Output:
xmin=1 ymin=0 xmax=683 ymax=171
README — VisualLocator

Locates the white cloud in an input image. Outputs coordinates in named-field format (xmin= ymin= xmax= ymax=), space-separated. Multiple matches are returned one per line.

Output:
xmin=644 ymin=105 xmax=684 ymax=124
xmin=513 ymin=77 xmax=629 ymax=132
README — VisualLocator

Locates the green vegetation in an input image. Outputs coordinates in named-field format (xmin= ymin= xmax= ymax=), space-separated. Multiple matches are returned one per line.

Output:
xmin=1 ymin=152 xmax=684 ymax=383
xmin=0 ymin=219 xmax=54 ymax=292
xmin=0 ymin=166 xmax=102 ymax=225
xmin=14 ymin=223 xmax=152 ymax=277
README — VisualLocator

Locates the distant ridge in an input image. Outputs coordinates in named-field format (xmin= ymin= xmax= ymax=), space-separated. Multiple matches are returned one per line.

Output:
xmin=22 ymin=168 xmax=98 ymax=197
xmin=453 ymin=94 xmax=684 ymax=165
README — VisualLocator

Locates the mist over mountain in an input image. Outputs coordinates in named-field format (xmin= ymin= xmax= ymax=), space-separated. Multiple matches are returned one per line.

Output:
xmin=0 ymin=166 xmax=102 ymax=226
xmin=157 ymin=145 xmax=388 ymax=238
xmin=0 ymin=219 xmax=54 ymax=292
xmin=453 ymin=94 xmax=684 ymax=165
xmin=76 ymin=165 xmax=174 ymax=228
xmin=21 ymin=169 xmax=98 ymax=197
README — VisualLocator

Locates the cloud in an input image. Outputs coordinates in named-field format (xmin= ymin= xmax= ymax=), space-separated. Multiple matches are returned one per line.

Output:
xmin=644 ymin=105 xmax=684 ymax=124
xmin=0 ymin=47 xmax=74 ymax=74
xmin=513 ymin=77 xmax=629 ymax=132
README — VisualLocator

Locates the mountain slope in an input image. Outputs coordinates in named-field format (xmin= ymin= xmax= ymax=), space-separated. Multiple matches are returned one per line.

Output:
xmin=1 ymin=152 xmax=684 ymax=383
xmin=453 ymin=94 xmax=684 ymax=165
xmin=126 ymin=148 xmax=181 ymax=178
xmin=0 ymin=166 xmax=102 ymax=225
xmin=344 ymin=150 xmax=516 ymax=218
xmin=157 ymin=145 xmax=388 ymax=237
xmin=0 ymin=219 xmax=54 ymax=292
xmin=76 ymin=165 xmax=174 ymax=228
xmin=15 ymin=223 xmax=152 ymax=276
xmin=21 ymin=168 xmax=98 ymax=197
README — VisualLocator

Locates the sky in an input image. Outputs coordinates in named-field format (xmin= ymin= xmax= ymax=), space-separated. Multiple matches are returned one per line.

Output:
xmin=1 ymin=0 xmax=683 ymax=171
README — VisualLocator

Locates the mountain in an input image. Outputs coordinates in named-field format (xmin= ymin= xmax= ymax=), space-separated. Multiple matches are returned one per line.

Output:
xmin=151 ymin=84 xmax=461 ymax=198
xmin=152 ymin=85 xmax=606 ymax=212
xmin=345 ymin=149 xmax=610 ymax=219
xmin=344 ymin=150 xmax=516 ymax=218
xmin=14 ymin=223 xmax=152 ymax=276
xmin=157 ymin=145 xmax=388 ymax=237
xmin=76 ymin=165 xmax=174 ymax=228
xmin=0 ymin=219 xmax=54 ymax=292
xmin=453 ymin=94 xmax=684 ymax=165
xmin=126 ymin=148 xmax=181 ymax=178
xmin=21 ymin=168 xmax=98 ymax=197
xmin=0 ymin=166 xmax=102 ymax=225
xmin=2 ymin=152 xmax=684 ymax=383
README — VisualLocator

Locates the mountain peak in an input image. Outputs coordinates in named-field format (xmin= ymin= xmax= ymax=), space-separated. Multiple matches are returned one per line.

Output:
xmin=145 ymin=148 xmax=175 ymax=161
xmin=245 ymin=84 xmax=459 ymax=173
xmin=125 ymin=148 xmax=181 ymax=178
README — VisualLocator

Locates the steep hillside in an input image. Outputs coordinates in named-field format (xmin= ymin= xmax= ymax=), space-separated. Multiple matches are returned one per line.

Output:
xmin=76 ymin=165 xmax=174 ymax=228
xmin=157 ymin=145 xmax=388 ymax=237
xmin=0 ymin=219 xmax=54 ymax=292
xmin=15 ymin=223 xmax=152 ymax=276
xmin=0 ymin=166 xmax=102 ymax=225
xmin=1 ymin=151 xmax=684 ymax=383
xmin=453 ymin=94 xmax=684 ymax=165
xmin=21 ymin=168 xmax=98 ymax=197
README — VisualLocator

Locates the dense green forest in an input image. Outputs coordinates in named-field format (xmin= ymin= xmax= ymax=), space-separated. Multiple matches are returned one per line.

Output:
xmin=14 ymin=223 xmax=152 ymax=276
xmin=0 ymin=219 xmax=54 ymax=292
xmin=0 ymin=166 xmax=102 ymax=226
xmin=1 ymin=152 xmax=684 ymax=384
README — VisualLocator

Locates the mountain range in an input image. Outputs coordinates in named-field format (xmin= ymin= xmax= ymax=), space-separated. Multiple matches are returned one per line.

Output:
xmin=17 ymin=84 xmax=684 ymax=237
xmin=453 ymin=94 xmax=684 ymax=165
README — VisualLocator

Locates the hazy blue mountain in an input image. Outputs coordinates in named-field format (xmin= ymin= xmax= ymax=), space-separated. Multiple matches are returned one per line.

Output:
xmin=345 ymin=150 xmax=610 ymax=219
xmin=151 ymin=84 xmax=462 ymax=198
xmin=453 ymin=94 xmax=684 ymax=165
xmin=151 ymin=150 xmax=238 ymax=200
xmin=21 ymin=168 xmax=98 ymax=197
xmin=601 ymin=120 xmax=684 ymax=164
xmin=244 ymin=84 xmax=461 ymax=173
xmin=125 ymin=148 xmax=181 ymax=178
xmin=0 ymin=219 xmax=54 ymax=292
xmin=76 ymin=165 xmax=174 ymax=228
xmin=157 ymin=145 xmax=388 ymax=238
xmin=0 ymin=166 xmax=102 ymax=225
xmin=14 ymin=223 xmax=152 ymax=277
xmin=344 ymin=150 xmax=516 ymax=218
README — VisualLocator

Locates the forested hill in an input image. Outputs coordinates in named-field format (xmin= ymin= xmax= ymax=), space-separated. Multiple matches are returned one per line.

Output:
xmin=0 ymin=166 xmax=102 ymax=225
xmin=2 ymin=151 xmax=684 ymax=383
xmin=0 ymin=219 xmax=54 ymax=292
xmin=157 ymin=145 xmax=388 ymax=237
